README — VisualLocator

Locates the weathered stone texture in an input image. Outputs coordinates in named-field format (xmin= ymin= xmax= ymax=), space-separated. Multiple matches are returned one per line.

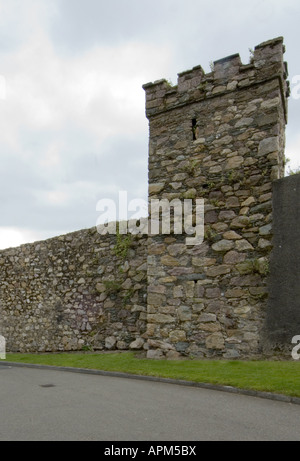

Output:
xmin=0 ymin=229 xmax=147 ymax=352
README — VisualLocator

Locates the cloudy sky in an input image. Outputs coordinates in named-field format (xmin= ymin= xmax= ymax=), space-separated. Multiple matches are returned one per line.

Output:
xmin=0 ymin=0 xmax=299 ymax=249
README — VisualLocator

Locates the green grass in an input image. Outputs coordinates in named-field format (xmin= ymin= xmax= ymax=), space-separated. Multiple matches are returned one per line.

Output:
xmin=5 ymin=352 xmax=300 ymax=398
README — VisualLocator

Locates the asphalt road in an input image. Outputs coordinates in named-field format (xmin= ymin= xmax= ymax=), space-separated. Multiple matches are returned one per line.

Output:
xmin=0 ymin=365 xmax=299 ymax=441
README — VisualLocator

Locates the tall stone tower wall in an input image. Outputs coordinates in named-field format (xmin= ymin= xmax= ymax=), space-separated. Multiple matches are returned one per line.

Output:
xmin=143 ymin=37 xmax=289 ymax=359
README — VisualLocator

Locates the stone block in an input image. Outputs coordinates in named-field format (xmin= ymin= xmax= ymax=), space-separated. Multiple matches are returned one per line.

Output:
xmin=223 ymin=231 xmax=242 ymax=240
xmin=177 ymin=306 xmax=192 ymax=321
xmin=149 ymin=183 xmax=165 ymax=194
xmin=206 ymin=333 xmax=225 ymax=350
xmin=235 ymin=239 xmax=254 ymax=251
xmin=212 ymin=240 xmax=235 ymax=252
xmin=258 ymin=137 xmax=279 ymax=156
xmin=205 ymin=287 xmax=222 ymax=299
xmin=198 ymin=313 xmax=217 ymax=323
xmin=147 ymin=292 xmax=166 ymax=307
xmin=206 ymin=265 xmax=231 ymax=277
xmin=225 ymin=156 xmax=244 ymax=170
xmin=147 ymin=313 xmax=175 ymax=324
xmin=259 ymin=224 xmax=272 ymax=236
xmin=129 ymin=338 xmax=145 ymax=350
xmin=160 ymin=255 xmax=180 ymax=267
xmin=105 ymin=336 xmax=117 ymax=350
xmin=169 ymin=330 xmax=187 ymax=342
xmin=147 ymin=349 xmax=164 ymax=359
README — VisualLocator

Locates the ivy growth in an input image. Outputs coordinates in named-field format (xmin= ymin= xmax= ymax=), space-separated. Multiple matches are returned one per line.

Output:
xmin=103 ymin=280 xmax=122 ymax=294
xmin=113 ymin=225 xmax=133 ymax=260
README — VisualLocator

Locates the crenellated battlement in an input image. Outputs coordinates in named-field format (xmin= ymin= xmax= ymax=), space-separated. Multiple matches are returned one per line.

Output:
xmin=143 ymin=37 xmax=289 ymax=121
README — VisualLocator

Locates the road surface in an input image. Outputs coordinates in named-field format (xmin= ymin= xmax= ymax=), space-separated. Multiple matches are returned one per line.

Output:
xmin=0 ymin=364 xmax=299 ymax=441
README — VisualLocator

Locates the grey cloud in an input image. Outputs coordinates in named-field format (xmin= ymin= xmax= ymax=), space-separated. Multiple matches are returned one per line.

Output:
xmin=50 ymin=0 xmax=174 ymax=54
xmin=0 ymin=123 xmax=148 ymax=234
xmin=0 ymin=153 xmax=50 ymax=228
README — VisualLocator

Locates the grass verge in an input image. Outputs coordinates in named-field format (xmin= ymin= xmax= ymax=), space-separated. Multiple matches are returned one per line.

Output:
xmin=5 ymin=352 xmax=300 ymax=398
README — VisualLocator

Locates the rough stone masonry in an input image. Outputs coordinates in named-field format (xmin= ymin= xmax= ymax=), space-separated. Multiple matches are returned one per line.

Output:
xmin=0 ymin=37 xmax=292 ymax=359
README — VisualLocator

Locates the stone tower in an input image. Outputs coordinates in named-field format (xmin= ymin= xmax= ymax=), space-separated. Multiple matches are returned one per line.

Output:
xmin=143 ymin=37 xmax=289 ymax=359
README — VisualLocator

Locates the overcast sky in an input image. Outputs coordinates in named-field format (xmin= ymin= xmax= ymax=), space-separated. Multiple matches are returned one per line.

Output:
xmin=0 ymin=0 xmax=299 ymax=249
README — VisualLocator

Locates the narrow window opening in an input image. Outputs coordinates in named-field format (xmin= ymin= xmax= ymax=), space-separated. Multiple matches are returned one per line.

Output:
xmin=192 ymin=118 xmax=197 ymax=140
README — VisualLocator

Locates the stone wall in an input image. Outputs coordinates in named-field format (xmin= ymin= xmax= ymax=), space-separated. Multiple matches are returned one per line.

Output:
xmin=0 ymin=36 xmax=294 ymax=359
xmin=143 ymin=37 xmax=290 ymax=359
xmin=0 ymin=228 xmax=147 ymax=352
xmin=262 ymin=173 xmax=300 ymax=353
